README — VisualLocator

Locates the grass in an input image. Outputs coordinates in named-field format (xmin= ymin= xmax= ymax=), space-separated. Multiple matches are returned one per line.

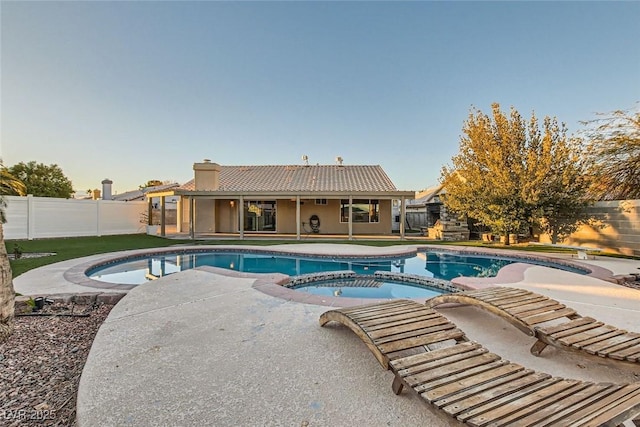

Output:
xmin=6 ymin=234 xmax=635 ymax=278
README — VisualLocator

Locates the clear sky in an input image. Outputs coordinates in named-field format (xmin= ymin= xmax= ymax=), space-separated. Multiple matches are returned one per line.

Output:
xmin=1 ymin=1 xmax=639 ymax=195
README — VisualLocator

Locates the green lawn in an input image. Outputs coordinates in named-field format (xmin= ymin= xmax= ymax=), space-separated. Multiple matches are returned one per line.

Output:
xmin=5 ymin=234 xmax=631 ymax=278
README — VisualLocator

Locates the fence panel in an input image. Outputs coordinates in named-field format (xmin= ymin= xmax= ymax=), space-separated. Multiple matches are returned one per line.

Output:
xmin=3 ymin=196 xmax=146 ymax=240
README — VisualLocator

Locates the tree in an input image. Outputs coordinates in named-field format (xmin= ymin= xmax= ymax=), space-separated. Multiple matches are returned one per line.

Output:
xmin=441 ymin=103 xmax=594 ymax=244
xmin=7 ymin=161 xmax=74 ymax=198
xmin=140 ymin=180 xmax=164 ymax=189
xmin=581 ymin=107 xmax=640 ymax=200
xmin=530 ymin=118 xmax=595 ymax=243
xmin=0 ymin=163 xmax=26 ymax=343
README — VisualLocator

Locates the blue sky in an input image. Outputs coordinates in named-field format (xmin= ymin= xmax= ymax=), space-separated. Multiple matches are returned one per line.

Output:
xmin=2 ymin=1 xmax=639 ymax=195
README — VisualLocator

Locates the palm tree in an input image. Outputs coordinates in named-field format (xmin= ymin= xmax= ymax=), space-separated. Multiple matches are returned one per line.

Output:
xmin=0 ymin=163 xmax=26 ymax=342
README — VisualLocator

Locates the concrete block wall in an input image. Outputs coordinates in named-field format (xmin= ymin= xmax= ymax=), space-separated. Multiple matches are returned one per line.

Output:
xmin=542 ymin=199 xmax=640 ymax=257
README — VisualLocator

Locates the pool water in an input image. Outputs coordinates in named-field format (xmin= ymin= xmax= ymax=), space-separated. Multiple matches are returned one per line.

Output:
xmin=291 ymin=278 xmax=446 ymax=299
xmin=87 ymin=250 xmax=586 ymax=286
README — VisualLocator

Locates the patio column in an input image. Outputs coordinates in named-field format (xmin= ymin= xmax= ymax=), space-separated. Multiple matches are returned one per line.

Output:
xmin=400 ymin=196 xmax=406 ymax=239
xmin=189 ymin=197 xmax=195 ymax=239
xmin=296 ymin=196 xmax=301 ymax=240
xmin=239 ymin=195 xmax=244 ymax=240
xmin=348 ymin=195 xmax=353 ymax=240
xmin=176 ymin=198 xmax=182 ymax=233
xmin=160 ymin=196 xmax=166 ymax=237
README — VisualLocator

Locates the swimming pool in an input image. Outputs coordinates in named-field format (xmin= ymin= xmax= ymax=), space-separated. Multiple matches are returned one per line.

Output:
xmin=86 ymin=249 xmax=587 ymax=286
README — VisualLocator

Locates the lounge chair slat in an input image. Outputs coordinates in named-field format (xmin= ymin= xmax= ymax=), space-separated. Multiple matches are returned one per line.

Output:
xmin=367 ymin=317 xmax=450 ymax=339
xmin=403 ymin=352 xmax=502 ymax=388
xmin=504 ymin=299 xmax=560 ymax=315
xmin=377 ymin=328 xmax=466 ymax=354
xmin=537 ymin=317 xmax=598 ymax=336
xmin=597 ymin=336 xmax=640 ymax=357
xmin=415 ymin=361 xmax=510 ymax=394
xmin=353 ymin=306 xmax=433 ymax=322
xmin=547 ymin=321 xmax=606 ymax=340
xmin=506 ymin=303 xmax=568 ymax=319
xmin=609 ymin=344 xmax=640 ymax=360
xmin=476 ymin=381 xmax=591 ymax=427
xmin=574 ymin=385 xmax=640 ymax=427
xmin=556 ymin=325 xmax=620 ymax=345
xmin=463 ymin=378 xmax=580 ymax=427
xmin=426 ymin=364 xmax=529 ymax=404
xmin=553 ymin=383 xmax=640 ymax=426
xmin=364 ymin=313 xmax=443 ymax=332
xmin=513 ymin=383 xmax=614 ymax=426
xmin=583 ymin=334 xmax=640 ymax=355
xmin=373 ymin=323 xmax=456 ymax=345
xmin=389 ymin=341 xmax=481 ymax=370
xmin=493 ymin=296 xmax=550 ymax=309
xmin=520 ymin=307 xmax=577 ymax=325
xmin=569 ymin=330 xmax=626 ymax=348
xmin=398 ymin=347 xmax=490 ymax=377
xmin=443 ymin=373 xmax=553 ymax=419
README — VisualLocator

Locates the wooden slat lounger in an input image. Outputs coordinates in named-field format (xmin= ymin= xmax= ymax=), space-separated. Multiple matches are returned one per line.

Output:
xmin=320 ymin=299 xmax=640 ymax=427
xmin=426 ymin=287 xmax=640 ymax=368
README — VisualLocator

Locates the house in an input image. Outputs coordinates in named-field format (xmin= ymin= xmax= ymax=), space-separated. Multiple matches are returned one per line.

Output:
xmin=146 ymin=159 xmax=415 ymax=239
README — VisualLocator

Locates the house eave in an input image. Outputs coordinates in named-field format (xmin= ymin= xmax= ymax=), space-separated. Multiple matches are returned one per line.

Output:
xmin=147 ymin=189 xmax=415 ymax=199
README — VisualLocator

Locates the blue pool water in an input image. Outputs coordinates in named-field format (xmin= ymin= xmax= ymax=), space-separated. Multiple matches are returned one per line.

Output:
xmin=290 ymin=277 xmax=446 ymax=299
xmin=87 ymin=250 xmax=587 ymax=286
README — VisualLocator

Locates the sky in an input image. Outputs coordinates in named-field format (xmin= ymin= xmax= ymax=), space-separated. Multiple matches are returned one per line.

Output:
xmin=1 ymin=1 xmax=639 ymax=195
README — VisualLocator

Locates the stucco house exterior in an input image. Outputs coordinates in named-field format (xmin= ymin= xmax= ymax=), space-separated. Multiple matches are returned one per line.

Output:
xmin=146 ymin=159 xmax=414 ymax=239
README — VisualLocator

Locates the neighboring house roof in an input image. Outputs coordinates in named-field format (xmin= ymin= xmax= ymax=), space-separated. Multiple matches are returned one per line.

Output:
xmin=179 ymin=165 xmax=400 ymax=193
xmin=113 ymin=183 xmax=181 ymax=201
xmin=407 ymin=184 xmax=445 ymax=207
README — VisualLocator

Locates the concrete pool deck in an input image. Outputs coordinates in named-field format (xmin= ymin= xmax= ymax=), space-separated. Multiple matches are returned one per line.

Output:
xmin=12 ymin=244 xmax=640 ymax=426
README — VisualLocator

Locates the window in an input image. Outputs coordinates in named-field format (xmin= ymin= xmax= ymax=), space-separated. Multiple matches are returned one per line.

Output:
xmin=340 ymin=199 xmax=380 ymax=223
xmin=243 ymin=200 xmax=276 ymax=232
xmin=315 ymin=199 xmax=327 ymax=205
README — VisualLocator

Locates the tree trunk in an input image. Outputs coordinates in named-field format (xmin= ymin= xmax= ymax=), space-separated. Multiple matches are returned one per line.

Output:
xmin=0 ymin=222 xmax=15 ymax=343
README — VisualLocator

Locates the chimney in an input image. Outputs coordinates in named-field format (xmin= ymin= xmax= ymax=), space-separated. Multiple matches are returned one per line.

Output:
xmin=193 ymin=159 xmax=221 ymax=191
xmin=91 ymin=189 xmax=101 ymax=200
xmin=101 ymin=178 xmax=113 ymax=200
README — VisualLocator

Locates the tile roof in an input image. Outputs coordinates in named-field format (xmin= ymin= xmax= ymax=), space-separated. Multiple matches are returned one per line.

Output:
xmin=179 ymin=165 xmax=399 ymax=193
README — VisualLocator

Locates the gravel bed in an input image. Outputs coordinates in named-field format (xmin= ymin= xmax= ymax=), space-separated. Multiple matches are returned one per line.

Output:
xmin=0 ymin=304 xmax=112 ymax=426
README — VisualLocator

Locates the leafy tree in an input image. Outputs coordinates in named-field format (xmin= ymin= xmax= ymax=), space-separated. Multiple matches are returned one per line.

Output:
xmin=140 ymin=180 xmax=164 ymax=189
xmin=7 ymin=161 xmax=74 ymax=198
xmin=529 ymin=118 xmax=595 ymax=243
xmin=581 ymin=107 xmax=640 ymax=200
xmin=0 ymin=163 xmax=25 ymax=343
xmin=441 ymin=103 xmax=594 ymax=244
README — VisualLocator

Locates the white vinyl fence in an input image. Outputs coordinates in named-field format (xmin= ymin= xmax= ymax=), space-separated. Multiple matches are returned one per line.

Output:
xmin=3 ymin=195 xmax=147 ymax=240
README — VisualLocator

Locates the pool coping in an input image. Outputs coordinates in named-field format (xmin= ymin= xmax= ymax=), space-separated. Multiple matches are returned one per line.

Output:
xmin=58 ymin=244 xmax=617 ymax=307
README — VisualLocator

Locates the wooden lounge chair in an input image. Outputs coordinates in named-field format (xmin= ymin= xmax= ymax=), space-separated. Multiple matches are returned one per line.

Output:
xmin=320 ymin=299 xmax=640 ymax=427
xmin=426 ymin=287 xmax=640 ymax=368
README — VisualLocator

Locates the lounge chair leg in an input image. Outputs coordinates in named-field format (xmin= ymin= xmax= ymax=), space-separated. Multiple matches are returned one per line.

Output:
xmin=392 ymin=375 xmax=404 ymax=395
xmin=530 ymin=340 xmax=548 ymax=356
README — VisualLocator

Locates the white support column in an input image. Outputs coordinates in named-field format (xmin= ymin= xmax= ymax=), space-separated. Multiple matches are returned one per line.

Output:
xmin=348 ymin=195 xmax=353 ymax=240
xmin=239 ymin=195 xmax=244 ymax=240
xmin=296 ymin=196 xmax=301 ymax=240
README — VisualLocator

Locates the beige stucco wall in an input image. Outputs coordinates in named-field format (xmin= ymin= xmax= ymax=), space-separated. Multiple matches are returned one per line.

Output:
xmin=180 ymin=197 xmax=394 ymax=235
xmin=540 ymin=199 xmax=640 ymax=257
